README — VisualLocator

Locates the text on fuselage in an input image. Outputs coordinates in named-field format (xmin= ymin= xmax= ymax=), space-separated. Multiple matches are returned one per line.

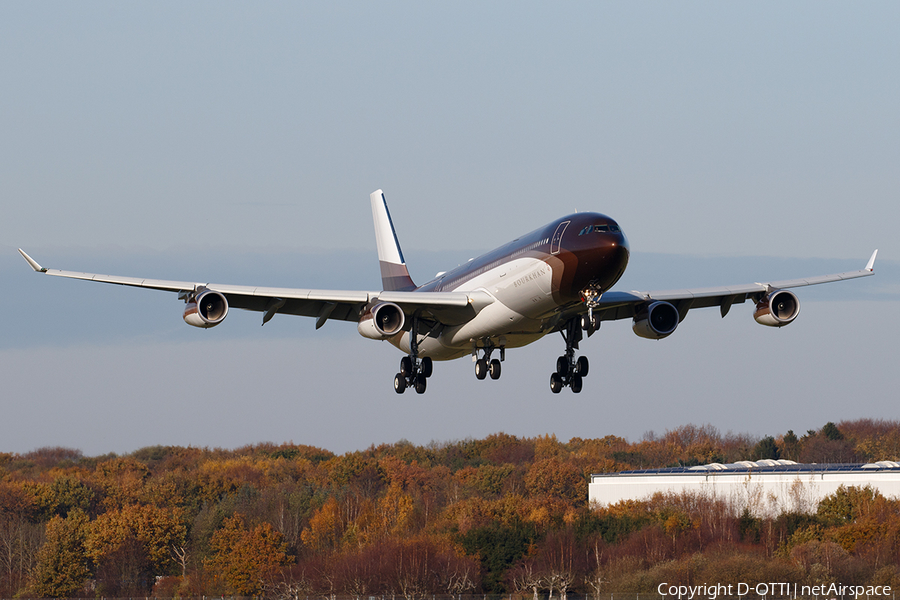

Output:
xmin=513 ymin=266 xmax=547 ymax=288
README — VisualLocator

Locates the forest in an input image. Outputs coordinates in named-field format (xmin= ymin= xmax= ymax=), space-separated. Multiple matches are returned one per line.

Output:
xmin=2 ymin=419 xmax=900 ymax=599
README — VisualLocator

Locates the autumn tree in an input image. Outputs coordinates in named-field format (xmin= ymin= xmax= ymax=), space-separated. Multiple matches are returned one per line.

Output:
xmin=0 ymin=482 xmax=42 ymax=597
xmin=29 ymin=475 xmax=95 ymax=520
xmin=206 ymin=513 xmax=291 ymax=596
xmin=29 ymin=509 xmax=90 ymax=598
xmin=85 ymin=503 xmax=187 ymax=594
xmin=524 ymin=458 xmax=584 ymax=505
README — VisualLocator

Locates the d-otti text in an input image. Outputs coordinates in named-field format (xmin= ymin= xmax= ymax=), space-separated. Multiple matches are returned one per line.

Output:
xmin=657 ymin=582 xmax=892 ymax=600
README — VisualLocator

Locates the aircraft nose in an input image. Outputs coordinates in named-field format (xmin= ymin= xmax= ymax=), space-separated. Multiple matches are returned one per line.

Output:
xmin=570 ymin=230 xmax=630 ymax=294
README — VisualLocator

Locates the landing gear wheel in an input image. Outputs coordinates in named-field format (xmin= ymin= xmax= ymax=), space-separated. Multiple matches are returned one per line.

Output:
xmin=489 ymin=359 xmax=502 ymax=380
xmin=575 ymin=356 xmax=589 ymax=377
xmin=550 ymin=317 xmax=591 ymax=393
xmin=421 ymin=357 xmax=433 ymax=378
xmin=475 ymin=359 xmax=488 ymax=380
xmin=415 ymin=373 xmax=427 ymax=394
xmin=400 ymin=356 xmax=413 ymax=377
xmin=394 ymin=373 xmax=406 ymax=394
xmin=571 ymin=373 xmax=583 ymax=393
xmin=550 ymin=372 xmax=563 ymax=393
xmin=582 ymin=313 xmax=600 ymax=332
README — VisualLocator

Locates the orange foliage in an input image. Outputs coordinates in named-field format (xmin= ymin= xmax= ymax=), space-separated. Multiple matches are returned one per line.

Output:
xmin=206 ymin=513 xmax=291 ymax=596
xmin=4 ymin=423 xmax=900 ymax=597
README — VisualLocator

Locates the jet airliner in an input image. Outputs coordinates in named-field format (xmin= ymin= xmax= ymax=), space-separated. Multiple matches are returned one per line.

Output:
xmin=19 ymin=190 xmax=877 ymax=394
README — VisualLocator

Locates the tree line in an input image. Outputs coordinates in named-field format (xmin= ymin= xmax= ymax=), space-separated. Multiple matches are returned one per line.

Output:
xmin=1 ymin=419 xmax=900 ymax=598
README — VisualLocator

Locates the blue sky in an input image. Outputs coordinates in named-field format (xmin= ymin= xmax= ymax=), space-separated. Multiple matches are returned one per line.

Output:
xmin=1 ymin=2 xmax=898 ymax=456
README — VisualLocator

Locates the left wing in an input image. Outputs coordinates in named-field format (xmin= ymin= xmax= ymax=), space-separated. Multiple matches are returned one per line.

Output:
xmin=571 ymin=250 xmax=878 ymax=326
xmin=17 ymin=249 xmax=493 ymax=329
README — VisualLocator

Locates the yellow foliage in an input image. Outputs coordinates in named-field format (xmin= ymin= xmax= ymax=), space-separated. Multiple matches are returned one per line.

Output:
xmin=301 ymin=496 xmax=344 ymax=552
xmin=85 ymin=503 xmax=186 ymax=572
xmin=206 ymin=514 xmax=291 ymax=596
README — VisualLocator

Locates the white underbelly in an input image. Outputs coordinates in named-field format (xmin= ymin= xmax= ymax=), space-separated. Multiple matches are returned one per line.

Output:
xmin=387 ymin=257 xmax=560 ymax=360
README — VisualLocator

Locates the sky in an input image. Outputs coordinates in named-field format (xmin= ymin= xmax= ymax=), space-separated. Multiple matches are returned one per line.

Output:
xmin=1 ymin=2 xmax=898 ymax=457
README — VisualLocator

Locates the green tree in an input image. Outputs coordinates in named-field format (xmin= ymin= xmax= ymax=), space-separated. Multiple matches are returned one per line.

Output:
xmin=29 ymin=510 xmax=90 ymax=598
xmin=753 ymin=436 xmax=780 ymax=460
xmin=822 ymin=422 xmax=844 ymax=441
xmin=817 ymin=485 xmax=878 ymax=525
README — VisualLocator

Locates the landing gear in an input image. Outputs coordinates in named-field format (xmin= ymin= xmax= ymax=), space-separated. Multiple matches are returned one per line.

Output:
xmin=394 ymin=316 xmax=433 ymax=394
xmin=581 ymin=285 xmax=603 ymax=337
xmin=472 ymin=342 xmax=505 ymax=381
xmin=475 ymin=359 xmax=488 ymax=380
xmin=550 ymin=317 xmax=591 ymax=393
xmin=489 ymin=359 xmax=502 ymax=380
xmin=395 ymin=355 xmax=432 ymax=394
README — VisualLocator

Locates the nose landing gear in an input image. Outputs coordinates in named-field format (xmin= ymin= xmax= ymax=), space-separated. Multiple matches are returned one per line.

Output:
xmin=550 ymin=317 xmax=591 ymax=394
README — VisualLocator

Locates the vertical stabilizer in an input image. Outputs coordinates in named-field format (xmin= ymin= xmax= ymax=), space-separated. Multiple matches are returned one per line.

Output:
xmin=370 ymin=190 xmax=417 ymax=291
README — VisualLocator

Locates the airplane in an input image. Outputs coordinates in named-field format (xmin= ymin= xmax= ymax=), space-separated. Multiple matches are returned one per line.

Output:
xmin=19 ymin=190 xmax=877 ymax=395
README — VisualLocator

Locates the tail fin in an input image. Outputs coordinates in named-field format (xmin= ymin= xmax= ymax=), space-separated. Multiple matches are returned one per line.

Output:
xmin=370 ymin=190 xmax=417 ymax=291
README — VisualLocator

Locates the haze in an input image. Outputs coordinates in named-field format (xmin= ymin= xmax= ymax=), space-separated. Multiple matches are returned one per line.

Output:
xmin=1 ymin=2 xmax=897 ymax=456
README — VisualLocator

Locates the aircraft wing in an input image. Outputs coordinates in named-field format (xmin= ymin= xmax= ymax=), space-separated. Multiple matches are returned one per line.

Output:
xmin=584 ymin=250 xmax=878 ymax=323
xmin=17 ymin=249 xmax=492 ymax=329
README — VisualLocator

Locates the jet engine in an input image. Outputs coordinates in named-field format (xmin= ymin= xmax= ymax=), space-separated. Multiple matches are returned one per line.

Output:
xmin=633 ymin=301 xmax=680 ymax=340
xmin=357 ymin=302 xmax=405 ymax=340
xmin=753 ymin=289 xmax=800 ymax=327
xmin=183 ymin=289 xmax=229 ymax=328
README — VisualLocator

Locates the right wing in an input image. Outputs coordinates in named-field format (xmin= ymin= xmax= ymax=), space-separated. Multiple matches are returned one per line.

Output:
xmin=586 ymin=250 xmax=878 ymax=323
xmin=17 ymin=249 xmax=493 ymax=329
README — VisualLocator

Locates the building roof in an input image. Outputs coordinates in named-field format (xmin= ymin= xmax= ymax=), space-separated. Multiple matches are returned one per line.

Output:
xmin=592 ymin=460 xmax=900 ymax=480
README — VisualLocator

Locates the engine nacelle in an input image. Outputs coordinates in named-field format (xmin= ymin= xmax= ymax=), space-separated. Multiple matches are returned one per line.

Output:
xmin=632 ymin=301 xmax=680 ymax=340
xmin=183 ymin=289 xmax=229 ymax=328
xmin=357 ymin=302 xmax=405 ymax=340
xmin=754 ymin=289 xmax=800 ymax=327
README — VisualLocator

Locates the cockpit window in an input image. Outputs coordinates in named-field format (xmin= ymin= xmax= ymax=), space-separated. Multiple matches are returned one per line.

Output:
xmin=579 ymin=223 xmax=621 ymax=235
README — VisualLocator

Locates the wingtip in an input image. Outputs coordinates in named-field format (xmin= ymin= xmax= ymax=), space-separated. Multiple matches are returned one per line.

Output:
xmin=18 ymin=248 xmax=47 ymax=272
xmin=866 ymin=249 xmax=878 ymax=272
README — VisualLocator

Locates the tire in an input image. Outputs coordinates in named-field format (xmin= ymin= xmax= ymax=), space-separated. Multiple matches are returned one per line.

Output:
xmin=489 ymin=359 xmax=502 ymax=380
xmin=550 ymin=372 xmax=563 ymax=394
xmin=575 ymin=356 xmax=589 ymax=377
xmin=415 ymin=373 xmax=427 ymax=394
xmin=400 ymin=356 xmax=412 ymax=377
xmin=394 ymin=373 xmax=406 ymax=394
xmin=475 ymin=359 xmax=488 ymax=380
xmin=421 ymin=356 xmax=433 ymax=378
xmin=571 ymin=373 xmax=583 ymax=393
xmin=556 ymin=356 xmax=569 ymax=377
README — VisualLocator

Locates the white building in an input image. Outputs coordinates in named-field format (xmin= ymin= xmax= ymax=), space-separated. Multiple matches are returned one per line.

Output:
xmin=589 ymin=461 xmax=900 ymax=516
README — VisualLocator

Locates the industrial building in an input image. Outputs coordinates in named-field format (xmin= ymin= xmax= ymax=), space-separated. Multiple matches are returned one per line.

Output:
xmin=589 ymin=460 xmax=900 ymax=516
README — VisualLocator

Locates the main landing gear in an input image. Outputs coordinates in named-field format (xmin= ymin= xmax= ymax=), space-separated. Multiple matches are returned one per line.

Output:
xmin=394 ymin=355 xmax=432 ymax=394
xmin=394 ymin=316 xmax=433 ymax=394
xmin=550 ymin=317 xmax=591 ymax=394
xmin=473 ymin=342 xmax=504 ymax=381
